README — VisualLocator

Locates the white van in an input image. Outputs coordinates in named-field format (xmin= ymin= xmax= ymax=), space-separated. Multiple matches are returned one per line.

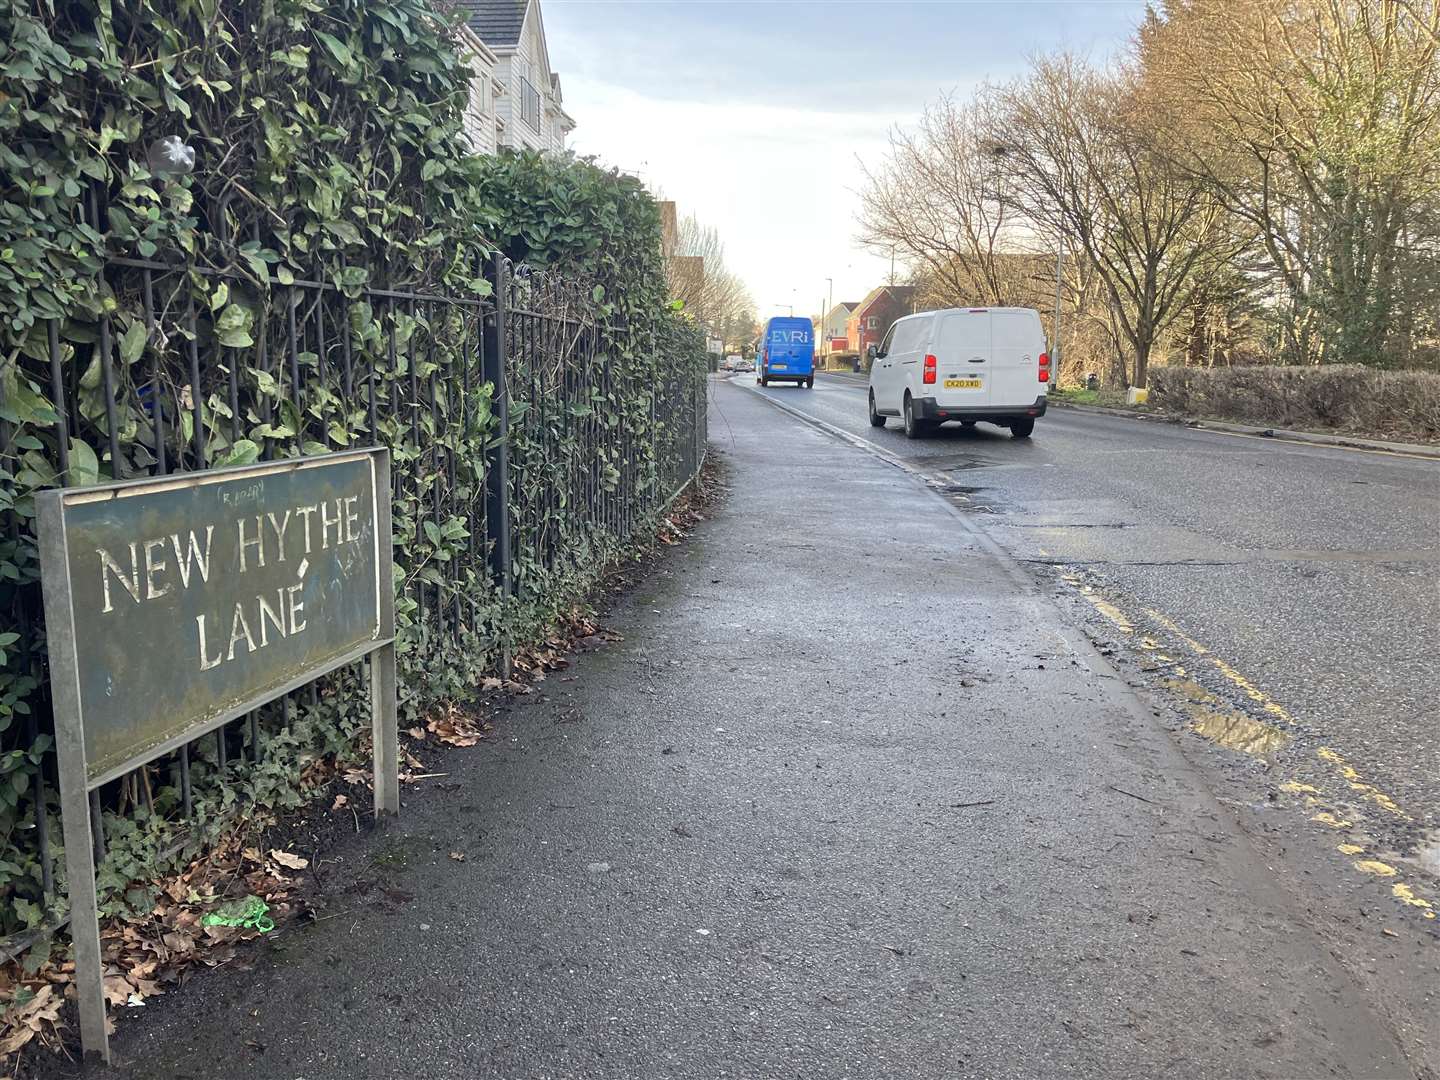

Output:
xmin=866 ymin=307 xmax=1050 ymax=439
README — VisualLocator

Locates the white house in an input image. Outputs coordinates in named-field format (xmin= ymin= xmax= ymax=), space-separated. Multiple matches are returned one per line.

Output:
xmin=459 ymin=0 xmax=575 ymax=154
xmin=455 ymin=25 xmax=506 ymax=154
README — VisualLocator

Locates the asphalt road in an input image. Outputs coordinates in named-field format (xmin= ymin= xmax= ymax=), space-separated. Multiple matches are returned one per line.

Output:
xmin=735 ymin=370 xmax=1440 ymax=912
xmin=64 ymin=381 xmax=1427 ymax=1079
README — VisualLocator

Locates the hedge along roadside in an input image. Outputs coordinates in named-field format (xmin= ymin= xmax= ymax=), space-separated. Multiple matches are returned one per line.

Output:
xmin=1147 ymin=365 xmax=1440 ymax=445
xmin=0 ymin=0 xmax=707 ymax=961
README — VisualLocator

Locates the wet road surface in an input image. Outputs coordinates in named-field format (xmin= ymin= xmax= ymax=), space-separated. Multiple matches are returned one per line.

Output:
xmin=735 ymin=371 xmax=1440 ymax=885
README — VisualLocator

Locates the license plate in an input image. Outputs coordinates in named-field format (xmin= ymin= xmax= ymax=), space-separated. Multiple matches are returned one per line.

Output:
xmin=944 ymin=378 xmax=982 ymax=389
xmin=772 ymin=364 xmax=787 ymax=370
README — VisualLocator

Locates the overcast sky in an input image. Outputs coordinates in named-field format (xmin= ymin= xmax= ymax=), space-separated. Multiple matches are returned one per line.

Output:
xmin=545 ymin=0 xmax=1146 ymax=320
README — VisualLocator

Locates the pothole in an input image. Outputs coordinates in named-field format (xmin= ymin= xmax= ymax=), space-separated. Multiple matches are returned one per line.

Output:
xmin=1164 ymin=676 xmax=1290 ymax=757
xmin=922 ymin=455 xmax=1000 ymax=471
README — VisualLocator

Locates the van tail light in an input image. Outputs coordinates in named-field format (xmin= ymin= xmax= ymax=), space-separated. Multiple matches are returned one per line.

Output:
xmin=923 ymin=353 xmax=937 ymax=385
xmin=1038 ymin=351 xmax=1050 ymax=383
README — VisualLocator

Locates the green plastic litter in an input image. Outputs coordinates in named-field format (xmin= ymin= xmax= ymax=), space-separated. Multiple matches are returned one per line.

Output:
xmin=201 ymin=895 xmax=274 ymax=933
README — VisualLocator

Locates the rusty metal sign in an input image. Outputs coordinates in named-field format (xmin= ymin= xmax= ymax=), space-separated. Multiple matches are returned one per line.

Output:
xmin=37 ymin=447 xmax=398 ymax=1063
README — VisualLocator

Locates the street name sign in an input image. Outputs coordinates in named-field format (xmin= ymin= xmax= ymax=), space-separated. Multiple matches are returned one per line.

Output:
xmin=37 ymin=447 xmax=398 ymax=1063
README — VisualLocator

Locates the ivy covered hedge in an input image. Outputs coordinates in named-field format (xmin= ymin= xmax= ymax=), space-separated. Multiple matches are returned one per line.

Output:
xmin=0 ymin=0 xmax=706 ymax=946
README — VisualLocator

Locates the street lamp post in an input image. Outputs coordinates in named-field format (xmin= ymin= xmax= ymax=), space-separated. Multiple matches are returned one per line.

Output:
xmin=1050 ymin=180 xmax=1064 ymax=380
xmin=824 ymin=276 xmax=833 ymax=367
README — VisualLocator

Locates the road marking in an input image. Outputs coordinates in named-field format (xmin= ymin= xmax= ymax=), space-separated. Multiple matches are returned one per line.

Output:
xmin=1145 ymin=610 xmax=1414 ymax=823
xmin=1128 ymin=599 xmax=1434 ymax=920
xmin=1316 ymin=747 xmax=1410 ymax=819
xmin=1393 ymin=883 xmax=1435 ymax=913
xmin=1354 ymin=859 xmax=1399 ymax=877
xmin=1146 ymin=609 xmax=1294 ymax=726
xmin=1061 ymin=572 xmax=1136 ymax=632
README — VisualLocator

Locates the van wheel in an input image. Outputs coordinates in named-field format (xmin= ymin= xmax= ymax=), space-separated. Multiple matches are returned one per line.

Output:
xmin=1009 ymin=418 xmax=1035 ymax=439
xmin=805 ymin=377 xmax=814 ymax=388
xmin=868 ymin=391 xmax=886 ymax=427
xmin=903 ymin=394 xmax=928 ymax=439
xmin=759 ymin=376 xmax=767 ymax=387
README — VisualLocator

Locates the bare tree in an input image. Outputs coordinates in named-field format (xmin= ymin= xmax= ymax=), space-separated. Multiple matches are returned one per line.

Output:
xmin=987 ymin=54 xmax=1228 ymax=387
xmin=857 ymin=96 xmax=1024 ymax=306
xmin=668 ymin=215 xmax=755 ymax=340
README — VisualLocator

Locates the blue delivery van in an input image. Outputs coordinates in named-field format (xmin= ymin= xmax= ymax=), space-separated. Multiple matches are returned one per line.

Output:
xmin=759 ymin=316 xmax=815 ymax=388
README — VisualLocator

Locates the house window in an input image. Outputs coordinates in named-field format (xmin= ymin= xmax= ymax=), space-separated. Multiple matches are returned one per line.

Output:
xmin=867 ymin=316 xmax=878 ymax=329
xmin=520 ymin=76 xmax=541 ymax=130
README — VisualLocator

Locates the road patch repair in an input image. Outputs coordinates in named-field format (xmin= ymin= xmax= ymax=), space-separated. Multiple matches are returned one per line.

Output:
xmin=34 ymin=381 xmax=1425 ymax=1078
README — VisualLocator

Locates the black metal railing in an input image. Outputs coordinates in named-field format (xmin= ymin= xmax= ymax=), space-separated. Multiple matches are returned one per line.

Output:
xmin=0 ymin=240 xmax=708 ymax=946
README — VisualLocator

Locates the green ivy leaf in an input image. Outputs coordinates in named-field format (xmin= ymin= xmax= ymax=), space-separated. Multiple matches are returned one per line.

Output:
xmin=314 ymin=31 xmax=353 ymax=67
xmin=0 ymin=372 xmax=58 ymax=426
xmin=68 ymin=438 xmax=100 ymax=487
xmin=120 ymin=320 xmax=147 ymax=365
xmin=216 ymin=302 xmax=254 ymax=348
xmin=215 ymin=440 xmax=260 ymax=467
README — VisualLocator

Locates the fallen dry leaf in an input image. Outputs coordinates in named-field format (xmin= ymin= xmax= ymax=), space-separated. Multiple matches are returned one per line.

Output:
xmin=448 ymin=851 xmax=467 ymax=862
xmin=0 ymin=983 xmax=65 ymax=1055
xmin=332 ymin=793 xmax=349 ymax=811
xmin=427 ymin=705 xmax=486 ymax=747
xmin=268 ymin=850 xmax=309 ymax=871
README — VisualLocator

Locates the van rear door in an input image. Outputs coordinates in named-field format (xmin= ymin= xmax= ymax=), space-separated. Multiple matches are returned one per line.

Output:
xmin=933 ymin=310 xmax=991 ymax=407
xmin=989 ymin=309 xmax=1045 ymax=407
xmin=765 ymin=318 xmax=814 ymax=376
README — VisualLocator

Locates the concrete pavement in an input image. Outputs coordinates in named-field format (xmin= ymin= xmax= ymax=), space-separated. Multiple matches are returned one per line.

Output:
xmin=66 ymin=380 xmax=1418 ymax=1079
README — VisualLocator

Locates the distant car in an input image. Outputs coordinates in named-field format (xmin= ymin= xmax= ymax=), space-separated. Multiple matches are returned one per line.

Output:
xmin=867 ymin=307 xmax=1049 ymax=439
xmin=735 ymin=358 xmax=755 ymax=372
xmin=759 ymin=317 xmax=815 ymax=388
xmin=723 ymin=354 xmax=743 ymax=370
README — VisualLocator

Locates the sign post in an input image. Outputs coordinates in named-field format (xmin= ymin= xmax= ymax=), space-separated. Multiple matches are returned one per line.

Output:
xmin=37 ymin=447 xmax=396 ymax=1063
